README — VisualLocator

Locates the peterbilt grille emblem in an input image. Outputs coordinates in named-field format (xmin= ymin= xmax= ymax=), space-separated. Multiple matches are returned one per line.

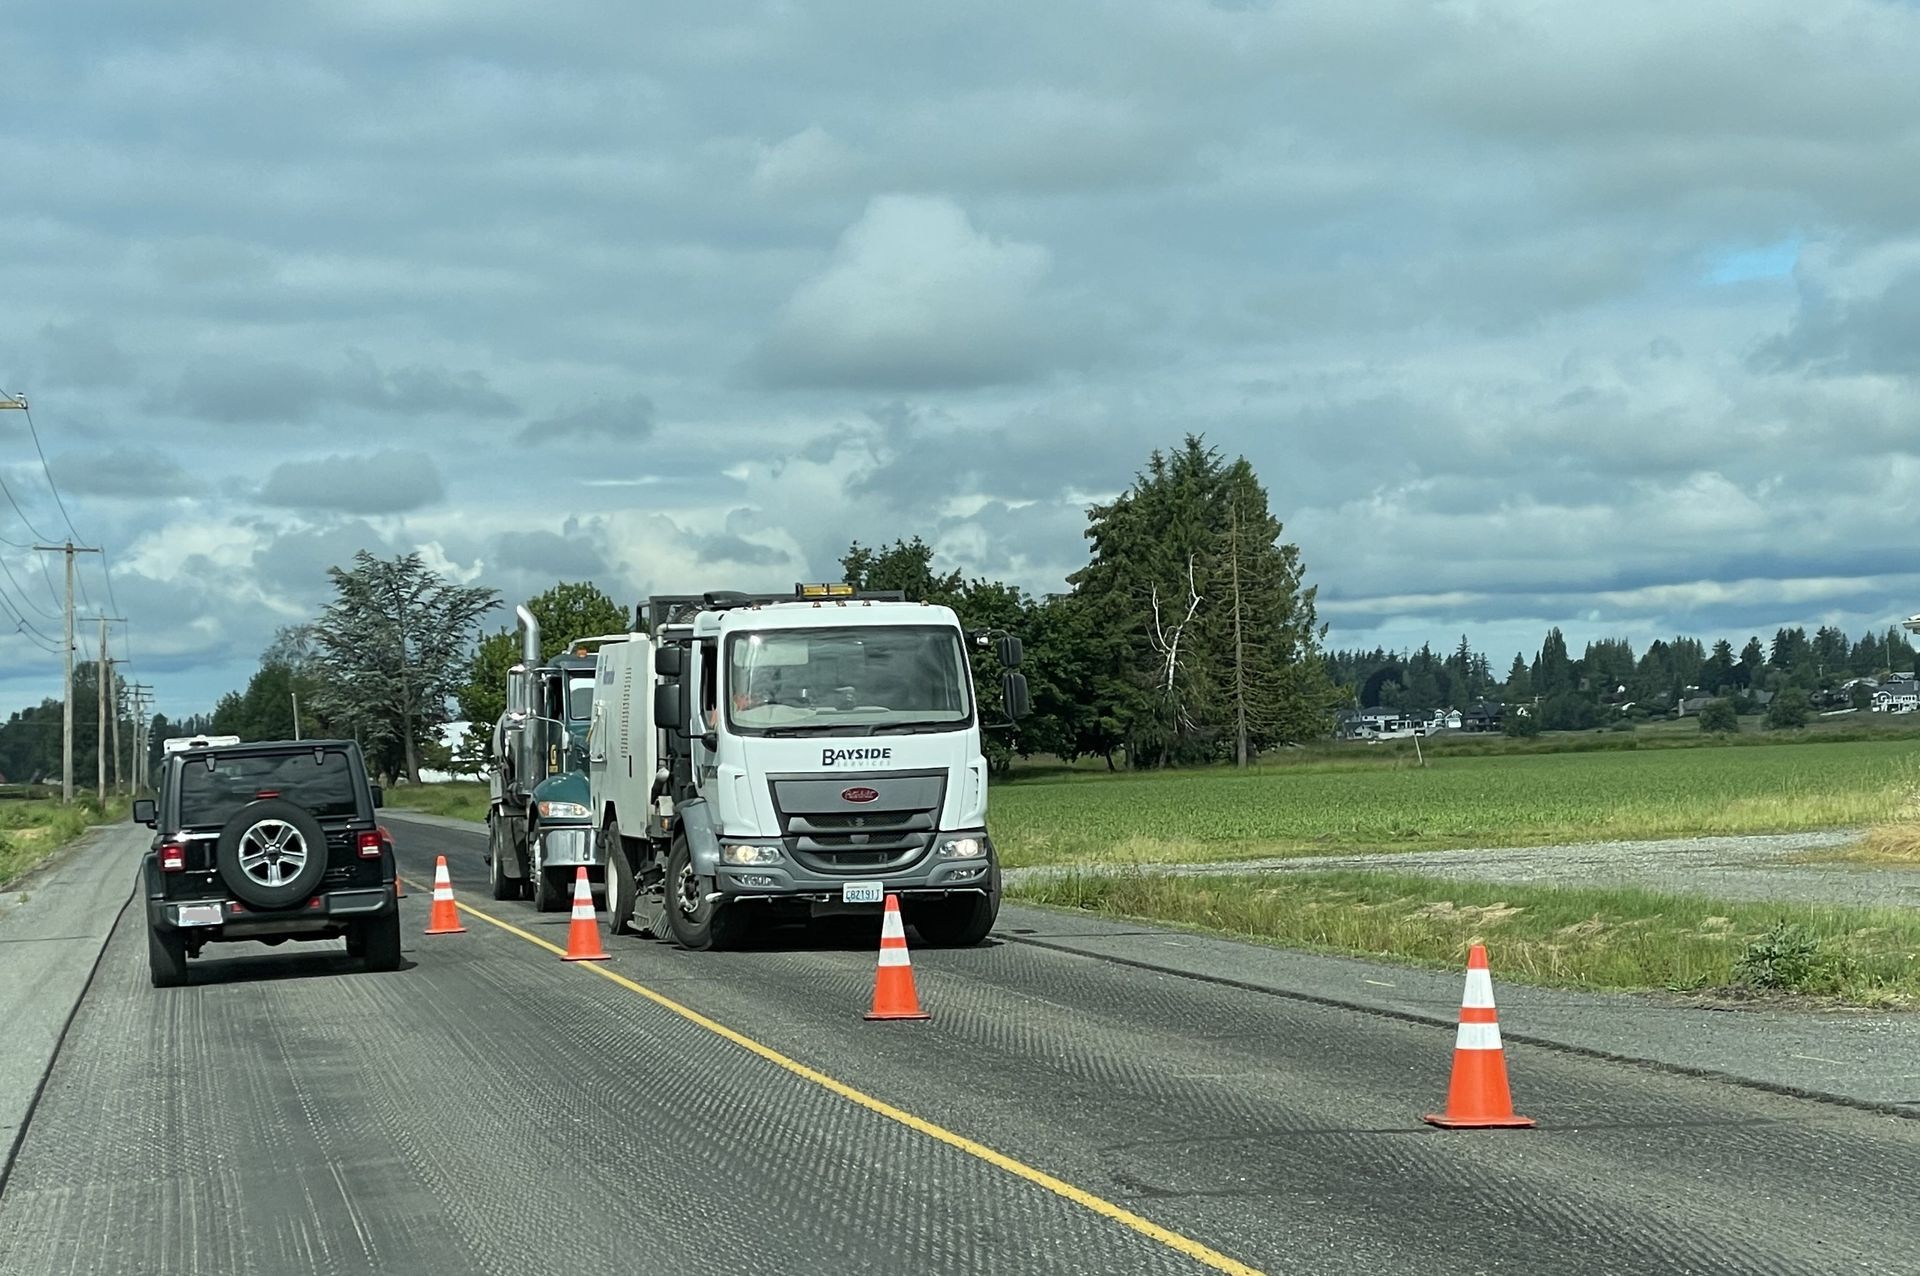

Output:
xmin=842 ymin=787 xmax=880 ymax=804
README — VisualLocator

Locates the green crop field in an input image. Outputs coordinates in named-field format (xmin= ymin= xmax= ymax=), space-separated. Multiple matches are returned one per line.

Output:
xmin=990 ymin=739 xmax=1920 ymax=867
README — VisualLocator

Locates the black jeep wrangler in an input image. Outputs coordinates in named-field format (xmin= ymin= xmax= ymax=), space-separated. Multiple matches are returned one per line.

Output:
xmin=135 ymin=739 xmax=401 ymax=987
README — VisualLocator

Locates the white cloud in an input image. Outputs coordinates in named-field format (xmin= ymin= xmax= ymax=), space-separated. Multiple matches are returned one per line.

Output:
xmin=758 ymin=195 xmax=1063 ymax=389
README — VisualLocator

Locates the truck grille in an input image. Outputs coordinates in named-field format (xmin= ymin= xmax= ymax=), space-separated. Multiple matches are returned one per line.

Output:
xmin=768 ymin=771 xmax=946 ymax=874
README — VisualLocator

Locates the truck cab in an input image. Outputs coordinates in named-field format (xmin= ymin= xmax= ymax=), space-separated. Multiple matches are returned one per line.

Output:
xmin=487 ymin=607 xmax=608 ymax=911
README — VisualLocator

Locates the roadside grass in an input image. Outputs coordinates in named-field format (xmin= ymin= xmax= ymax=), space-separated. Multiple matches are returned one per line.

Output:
xmin=992 ymin=739 xmax=1920 ymax=868
xmin=1793 ymin=817 xmax=1920 ymax=869
xmin=383 ymin=781 xmax=489 ymax=824
xmin=1009 ymin=869 xmax=1920 ymax=1005
xmin=0 ymin=798 xmax=127 ymax=889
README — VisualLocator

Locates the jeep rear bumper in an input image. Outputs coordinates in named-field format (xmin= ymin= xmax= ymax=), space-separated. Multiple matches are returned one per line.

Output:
xmin=147 ymin=886 xmax=396 ymax=938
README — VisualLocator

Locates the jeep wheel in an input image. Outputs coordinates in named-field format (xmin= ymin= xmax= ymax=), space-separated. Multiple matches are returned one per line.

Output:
xmin=664 ymin=835 xmax=745 ymax=951
xmin=214 ymin=799 xmax=329 ymax=910
xmin=148 ymin=925 xmax=188 ymax=988
xmin=905 ymin=870 xmax=1001 ymax=947
xmin=357 ymin=911 xmax=403 ymax=971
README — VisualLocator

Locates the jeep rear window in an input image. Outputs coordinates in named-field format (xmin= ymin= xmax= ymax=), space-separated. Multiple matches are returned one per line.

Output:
xmin=177 ymin=751 xmax=360 ymax=825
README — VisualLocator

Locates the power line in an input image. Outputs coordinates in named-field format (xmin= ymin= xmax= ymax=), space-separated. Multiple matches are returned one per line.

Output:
xmin=0 ymin=551 xmax=59 ymax=619
xmin=8 ymin=392 xmax=85 ymax=543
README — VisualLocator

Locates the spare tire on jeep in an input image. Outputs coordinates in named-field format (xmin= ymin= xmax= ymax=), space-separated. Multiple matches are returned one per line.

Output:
xmin=214 ymin=798 xmax=330 ymax=910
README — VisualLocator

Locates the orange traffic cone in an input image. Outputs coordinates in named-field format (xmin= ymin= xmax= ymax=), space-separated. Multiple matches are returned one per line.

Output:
xmin=562 ymin=866 xmax=610 ymax=962
xmin=1424 ymin=944 xmax=1534 ymax=1128
xmin=865 ymin=894 xmax=931 ymax=1021
xmin=424 ymin=855 xmax=465 ymax=935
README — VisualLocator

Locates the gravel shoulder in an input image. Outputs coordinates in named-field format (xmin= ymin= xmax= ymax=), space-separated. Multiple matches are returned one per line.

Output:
xmin=1007 ymin=830 xmax=1920 ymax=909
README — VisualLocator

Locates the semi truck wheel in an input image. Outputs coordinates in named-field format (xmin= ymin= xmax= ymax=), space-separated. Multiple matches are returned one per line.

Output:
xmin=526 ymin=836 xmax=560 ymax=905
xmin=487 ymin=815 xmax=523 ymax=900
xmin=664 ymin=835 xmax=744 ymax=951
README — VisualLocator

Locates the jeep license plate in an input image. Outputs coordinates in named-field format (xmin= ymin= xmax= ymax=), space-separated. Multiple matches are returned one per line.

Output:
xmin=176 ymin=904 xmax=223 ymax=927
xmin=842 ymin=881 xmax=884 ymax=904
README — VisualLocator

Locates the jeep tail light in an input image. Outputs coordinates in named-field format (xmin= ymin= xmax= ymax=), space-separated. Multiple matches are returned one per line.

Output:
xmin=356 ymin=830 xmax=384 ymax=859
xmin=159 ymin=840 xmax=188 ymax=872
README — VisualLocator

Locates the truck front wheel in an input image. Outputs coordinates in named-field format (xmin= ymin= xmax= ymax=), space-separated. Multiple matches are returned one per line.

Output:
xmin=905 ymin=874 xmax=1001 ymax=947
xmin=664 ymin=835 xmax=745 ymax=951
xmin=488 ymin=814 xmax=525 ymax=901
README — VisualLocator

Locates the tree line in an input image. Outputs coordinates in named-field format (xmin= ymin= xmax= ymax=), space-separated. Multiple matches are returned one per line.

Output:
xmin=1332 ymin=623 xmax=1920 ymax=732
xmin=193 ymin=435 xmax=1340 ymax=779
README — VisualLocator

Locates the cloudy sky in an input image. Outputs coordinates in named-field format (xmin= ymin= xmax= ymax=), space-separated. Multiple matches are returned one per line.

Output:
xmin=5 ymin=1 xmax=1920 ymax=718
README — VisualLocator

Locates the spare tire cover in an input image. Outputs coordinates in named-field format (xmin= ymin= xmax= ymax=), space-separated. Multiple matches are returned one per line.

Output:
xmin=215 ymin=798 xmax=331 ymax=910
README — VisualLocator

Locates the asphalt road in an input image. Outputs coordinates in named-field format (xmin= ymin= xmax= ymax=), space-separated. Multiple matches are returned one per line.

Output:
xmin=2 ymin=815 xmax=1918 ymax=1275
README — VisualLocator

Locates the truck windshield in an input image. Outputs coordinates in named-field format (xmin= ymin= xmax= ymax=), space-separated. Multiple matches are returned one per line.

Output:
xmin=177 ymin=750 xmax=359 ymax=826
xmin=567 ymin=674 xmax=595 ymax=721
xmin=725 ymin=626 xmax=972 ymax=734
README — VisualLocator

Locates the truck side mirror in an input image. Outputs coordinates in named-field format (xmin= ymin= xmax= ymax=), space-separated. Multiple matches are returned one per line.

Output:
xmin=654 ymin=683 xmax=688 ymax=738
xmin=1000 ymin=671 xmax=1032 ymax=721
xmin=996 ymin=635 xmax=1024 ymax=668
xmin=132 ymin=798 xmax=156 ymax=826
xmin=655 ymin=646 xmax=683 ymax=678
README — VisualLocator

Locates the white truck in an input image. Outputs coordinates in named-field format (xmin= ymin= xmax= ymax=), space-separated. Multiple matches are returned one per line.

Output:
xmin=587 ymin=584 xmax=1029 ymax=950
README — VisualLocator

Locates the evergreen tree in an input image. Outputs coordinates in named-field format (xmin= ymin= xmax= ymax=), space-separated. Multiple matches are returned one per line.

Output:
xmin=1504 ymin=653 xmax=1532 ymax=700
xmin=1699 ymin=640 xmax=1737 ymax=694
xmin=1736 ymin=637 xmax=1766 ymax=689
xmin=1532 ymin=628 xmax=1574 ymax=696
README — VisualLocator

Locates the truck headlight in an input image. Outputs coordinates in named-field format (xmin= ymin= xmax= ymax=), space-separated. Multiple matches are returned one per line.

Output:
xmin=721 ymin=843 xmax=783 ymax=865
xmin=538 ymin=800 xmax=591 ymax=819
xmin=939 ymin=836 xmax=986 ymax=859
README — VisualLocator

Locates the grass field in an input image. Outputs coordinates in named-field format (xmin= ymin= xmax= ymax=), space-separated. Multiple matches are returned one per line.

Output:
xmin=991 ymin=739 xmax=1920 ymax=867
xmin=388 ymin=740 xmax=1920 ymax=869
xmin=0 ymin=798 xmax=126 ymax=889
xmin=383 ymin=781 xmax=488 ymax=823
xmin=1010 ymin=869 xmax=1920 ymax=1004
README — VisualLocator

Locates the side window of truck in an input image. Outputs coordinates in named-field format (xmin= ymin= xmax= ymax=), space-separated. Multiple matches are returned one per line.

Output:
xmin=699 ymin=641 xmax=717 ymax=725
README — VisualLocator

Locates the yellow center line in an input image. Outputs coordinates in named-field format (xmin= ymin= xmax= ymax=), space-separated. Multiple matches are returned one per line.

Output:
xmin=400 ymin=876 xmax=1264 ymax=1276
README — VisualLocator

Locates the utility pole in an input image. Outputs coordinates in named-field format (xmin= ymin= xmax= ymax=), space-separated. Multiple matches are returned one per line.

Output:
xmin=108 ymin=658 xmax=123 ymax=795
xmin=35 ymin=542 xmax=101 ymax=803
xmin=90 ymin=617 xmax=124 ymax=803
xmin=130 ymin=684 xmax=153 ymax=791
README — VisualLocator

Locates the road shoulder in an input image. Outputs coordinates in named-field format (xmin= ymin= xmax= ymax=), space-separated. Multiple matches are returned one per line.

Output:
xmin=0 ymin=821 xmax=144 ymax=1183
xmin=998 ymin=901 xmax=1920 ymax=1114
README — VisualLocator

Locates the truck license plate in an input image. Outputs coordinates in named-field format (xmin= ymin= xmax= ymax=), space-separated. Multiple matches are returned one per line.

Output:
xmin=176 ymin=904 xmax=223 ymax=927
xmin=842 ymin=881 xmax=884 ymax=904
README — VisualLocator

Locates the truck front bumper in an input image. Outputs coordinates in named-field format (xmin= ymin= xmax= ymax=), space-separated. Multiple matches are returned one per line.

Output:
xmin=714 ymin=834 xmax=996 ymax=899
xmin=537 ymin=824 xmax=602 ymax=868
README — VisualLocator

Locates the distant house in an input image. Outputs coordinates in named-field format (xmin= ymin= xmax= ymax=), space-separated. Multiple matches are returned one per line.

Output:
xmin=1429 ymin=708 xmax=1464 ymax=732
xmin=1461 ymin=703 xmax=1505 ymax=732
xmin=1871 ymin=681 xmax=1919 ymax=714
xmin=1338 ymin=708 xmax=1423 ymax=740
xmin=1674 ymin=696 xmax=1714 ymax=718
xmin=1748 ymin=689 xmax=1776 ymax=709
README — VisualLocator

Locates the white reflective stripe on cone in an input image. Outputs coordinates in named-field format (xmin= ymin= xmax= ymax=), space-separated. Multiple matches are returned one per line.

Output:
xmin=1454 ymin=1021 xmax=1503 ymax=1051
xmin=1462 ymin=967 xmax=1495 ymax=1009
xmin=881 ymin=909 xmax=906 ymax=940
xmin=877 ymin=947 xmax=912 ymax=968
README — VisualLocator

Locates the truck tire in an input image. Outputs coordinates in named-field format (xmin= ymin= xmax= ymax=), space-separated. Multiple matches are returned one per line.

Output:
xmin=148 ymin=924 xmax=188 ymax=988
xmin=530 ymin=840 xmax=565 ymax=913
xmin=214 ymin=799 xmax=329 ymax=910
xmin=905 ymin=870 xmax=1001 ymax=947
xmin=602 ymin=818 xmax=637 ymax=935
xmin=487 ymin=815 xmax=523 ymax=900
xmin=664 ymin=835 xmax=745 ymax=951
xmin=357 ymin=910 xmax=403 ymax=971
